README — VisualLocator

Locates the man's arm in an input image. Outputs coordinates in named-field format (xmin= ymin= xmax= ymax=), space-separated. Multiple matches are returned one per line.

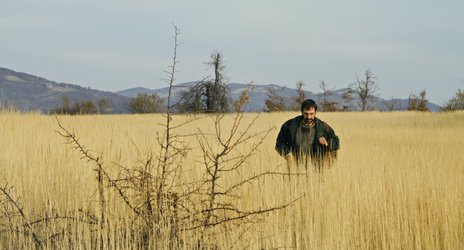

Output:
xmin=319 ymin=122 xmax=339 ymax=151
xmin=275 ymin=122 xmax=292 ymax=157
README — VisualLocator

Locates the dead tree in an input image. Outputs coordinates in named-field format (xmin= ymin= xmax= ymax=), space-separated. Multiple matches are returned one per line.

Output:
xmin=191 ymin=111 xmax=301 ymax=247
xmin=341 ymin=87 xmax=355 ymax=111
xmin=53 ymin=25 xmax=191 ymax=249
xmin=350 ymin=69 xmax=379 ymax=111
xmin=318 ymin=80 xmax=339 ymax=112
xmin=264 ymin=86 xmax=287 ymax=112
xmin=291 ymin=81 xmax=306 ymax=111
xmin=382 ymin=97 xmax=400 ymax=111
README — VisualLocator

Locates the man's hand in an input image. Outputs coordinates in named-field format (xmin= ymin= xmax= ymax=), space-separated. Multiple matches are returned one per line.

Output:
xmin=319 ymin=137 xmax=328 ymax=147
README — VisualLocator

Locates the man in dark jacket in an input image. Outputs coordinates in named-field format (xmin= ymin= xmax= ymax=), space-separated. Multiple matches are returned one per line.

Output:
xmin=276 ymin=99 xmax=339 ymax=170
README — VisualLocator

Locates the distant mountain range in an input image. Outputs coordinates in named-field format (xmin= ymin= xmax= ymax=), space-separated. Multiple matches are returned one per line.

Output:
xmin=0 ymin=67 xmax=440 ymax=113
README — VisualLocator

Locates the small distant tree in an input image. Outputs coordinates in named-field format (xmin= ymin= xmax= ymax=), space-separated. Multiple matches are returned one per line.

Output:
xmin=128 ymin=93 xmax=164 ymax=114
xmin=291 ymin=81 xmax=306 ymax=111
xmin=49 ymin=95 xmax=72 ymax=114
xmin=417 ymin=90 xmax=429 ymax=111
xmin=61 ymin=96 xmax=71 ymax=111
xmin=79 ymin=101 xmax=98 ymax=114
xmin=264 ymin=86 xmax=287 ymax=112
xmin=442 ymin=88 xmax=464 ymax=111
xmin=0 ymin=99 xmax=16 ymax=112
xmin=98 ymin=99 xmax=109 ymax=114
xmin=382 ymin=97 xmax=400 ymax=111
xmin=341 ymin=87 xmax=354 ymax=111
xmin=318 ymin=80 xmax=339 ymax=112
xmin=407 ymin=94 xmax=418 ymax=111
xmin=408 ymin=90 xmax=429 ymax=112
xmin=350 ymin=69 xmax=379 ymax=111
xmin=233 ymin=82 xmax=253 ymax=112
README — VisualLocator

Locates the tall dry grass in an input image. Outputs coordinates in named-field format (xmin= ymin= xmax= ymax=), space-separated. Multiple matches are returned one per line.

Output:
xmin=0 ymin=110 xmax=463 ymax=249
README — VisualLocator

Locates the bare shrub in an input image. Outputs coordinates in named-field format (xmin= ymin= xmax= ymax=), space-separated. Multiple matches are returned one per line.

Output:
xmin=17 ymin=25 xmax=297 ymax=249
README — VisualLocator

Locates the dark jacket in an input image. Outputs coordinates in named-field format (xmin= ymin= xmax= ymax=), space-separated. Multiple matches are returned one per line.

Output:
xmin=275 ymin=116 xmax=339 ymax=163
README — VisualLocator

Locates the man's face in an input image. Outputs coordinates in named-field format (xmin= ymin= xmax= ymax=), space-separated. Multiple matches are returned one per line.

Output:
xmin=302 ymin=107 xmax=316 ymax=124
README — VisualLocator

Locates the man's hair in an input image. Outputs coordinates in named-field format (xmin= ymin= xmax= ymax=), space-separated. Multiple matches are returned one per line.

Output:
xmin=301 ymin=99 xmax=318 ymax=112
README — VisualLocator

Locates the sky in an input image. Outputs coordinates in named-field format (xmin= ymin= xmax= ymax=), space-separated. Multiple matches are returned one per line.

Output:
xmin=1 ymin=0 xmax=463 ymax=104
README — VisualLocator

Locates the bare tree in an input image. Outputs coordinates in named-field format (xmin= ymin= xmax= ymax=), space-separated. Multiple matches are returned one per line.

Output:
xmin=382 ymin=97 xmax=400 ymax=111
xmin=264 ymin=86 xmax=287 ymax=112
xmin=350 ymin=69 xmax=379 ymax=111
xmin=191 ymin=110 xmax=301 ymax=248
xmin=318 ymin=80 xmax=339 ymax=112
xmin=291 ymin=80 xmax=306 ymax=111
xmin=54 ymin=25 xmax=189 ymax=248
xmin=341 ymin=87 xmax=354 ymax=111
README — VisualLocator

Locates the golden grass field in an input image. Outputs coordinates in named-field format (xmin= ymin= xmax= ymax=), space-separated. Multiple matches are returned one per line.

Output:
xmin=0 ymin=110 xmax=463 ymax=249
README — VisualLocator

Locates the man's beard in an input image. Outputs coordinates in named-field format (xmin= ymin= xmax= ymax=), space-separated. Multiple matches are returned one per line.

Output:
xmin=304 ymin=118 xmax=314 ymax=125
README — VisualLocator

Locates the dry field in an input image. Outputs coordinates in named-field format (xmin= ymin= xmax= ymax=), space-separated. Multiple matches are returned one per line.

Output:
xmin=0 ymin=110 xmax=463 ymax=249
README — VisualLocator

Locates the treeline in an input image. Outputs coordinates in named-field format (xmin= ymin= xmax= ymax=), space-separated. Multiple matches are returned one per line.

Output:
xmin=50 ymin=96 xmax=110 ymax=115
xmin=49 ymin=52 xmax=464 ymax=114
xmin=264 ymin=69 xmax=463 ymax=112
xmin=50 ymin=93 xmax=165 ymax=115
xmin=263 ymin=69 xmax=437 ymax=112
xmin=168 ymin=63 xmax=463 ymax=113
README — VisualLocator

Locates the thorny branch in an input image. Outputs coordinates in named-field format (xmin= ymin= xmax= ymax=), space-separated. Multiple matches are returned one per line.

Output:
xmin=55 ymin=117 xmax=141 ymax=216
xmin=194 ymin=102 xmax=302 ymax=235
xmin=186 ymin=196 xmax=302 ymax=230
xmin=0 ymin=178 xmax=43 ymax=247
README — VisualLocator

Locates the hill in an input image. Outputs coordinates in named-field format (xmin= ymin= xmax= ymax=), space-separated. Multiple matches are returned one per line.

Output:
xmin=0 ymin=67 xmax=131 ymax=113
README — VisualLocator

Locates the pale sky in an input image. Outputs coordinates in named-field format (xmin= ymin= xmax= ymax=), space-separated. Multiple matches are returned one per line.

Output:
xmin=1 ymin=0 xmax=463 ymax=104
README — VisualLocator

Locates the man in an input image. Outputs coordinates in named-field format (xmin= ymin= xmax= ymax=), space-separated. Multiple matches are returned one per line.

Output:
xmin=275 ymin=99 xmax=339 ymax=170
